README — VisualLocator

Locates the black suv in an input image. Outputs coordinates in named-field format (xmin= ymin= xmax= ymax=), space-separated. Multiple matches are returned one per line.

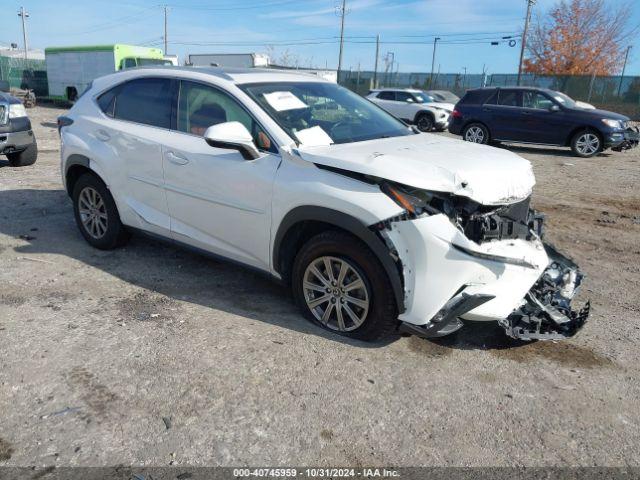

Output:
xmin=448 ymin=87 xmax=639 ymax=157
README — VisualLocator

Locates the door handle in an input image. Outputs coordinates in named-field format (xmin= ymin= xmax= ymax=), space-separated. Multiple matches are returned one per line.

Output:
xmin=95 ymin=129 xmax=110 ymax=141
xmin=520 ymin=111 xmax=532 ymax=115
xmin=166 ymin=151 xmax=189 ymax=165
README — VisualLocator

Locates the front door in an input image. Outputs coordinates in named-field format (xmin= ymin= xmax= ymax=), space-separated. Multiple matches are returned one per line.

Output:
xmin=162 ymin=80 xmax=281 ymax=271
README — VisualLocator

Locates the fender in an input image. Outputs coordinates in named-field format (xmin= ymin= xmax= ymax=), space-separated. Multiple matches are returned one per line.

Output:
xmin=273 ymin=206 xmax=406 ymax=314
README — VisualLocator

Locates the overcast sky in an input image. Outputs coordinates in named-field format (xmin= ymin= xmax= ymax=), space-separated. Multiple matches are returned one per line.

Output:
xmin=3 ymin=0 xmax=639 ymax=75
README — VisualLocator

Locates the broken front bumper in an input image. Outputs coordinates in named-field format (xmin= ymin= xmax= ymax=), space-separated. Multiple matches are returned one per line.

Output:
xmin=609 ymin=126 xmax=640 ymax=152
xmin=384 ymin=214 xmax=589 ymax=341
xmin=499 ymin=243 xmax=590 ymax=341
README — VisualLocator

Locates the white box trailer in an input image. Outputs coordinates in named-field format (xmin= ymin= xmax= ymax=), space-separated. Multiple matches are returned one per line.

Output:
xmin=187 ymin=53 xmax=270 ymax=68
xmin=45 ymin=44 xmax=167 ymax=101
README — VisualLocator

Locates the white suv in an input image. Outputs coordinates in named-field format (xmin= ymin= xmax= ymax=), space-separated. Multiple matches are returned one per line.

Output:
xmin=59 ymin=67 xmax=589 ymax=341
xmin=367 ymin=88 xmax=450 ymax=132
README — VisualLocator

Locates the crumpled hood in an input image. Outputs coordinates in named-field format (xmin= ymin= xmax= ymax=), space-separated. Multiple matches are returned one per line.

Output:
xmin=297 ymin=133 xmax=535 ymax=205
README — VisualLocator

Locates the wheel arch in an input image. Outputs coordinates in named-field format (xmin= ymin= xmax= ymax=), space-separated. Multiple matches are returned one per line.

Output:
xmin=273 ymin=206 xmax=405 ymax=314
xmin=64 ymin=154 xmax=106 ymax=197
xmin=413 ymin=109 xmax=435 ymax=123
xmin=565 ymin=125 xmax=603 ymax=147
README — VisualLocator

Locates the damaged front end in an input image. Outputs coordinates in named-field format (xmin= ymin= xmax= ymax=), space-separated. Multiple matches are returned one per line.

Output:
xmin=370 ymin=180 xmax=590 ymax=342
xmin=499 ymin=244 xmax=590 ymax=341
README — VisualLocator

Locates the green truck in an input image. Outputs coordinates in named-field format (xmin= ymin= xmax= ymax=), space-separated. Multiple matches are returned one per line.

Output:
xmin=45 ymin=44 xmax=170 ymax=101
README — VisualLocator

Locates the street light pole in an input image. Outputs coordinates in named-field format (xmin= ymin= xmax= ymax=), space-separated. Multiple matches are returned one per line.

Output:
xmin=18 ymin=6 xmax=29 ymax=60
xmin=429 ymin=37 xmax=440 ymax=88
xmin=617 ymin=45 xmax=632 ymax=97
xmin=163 ymin=5 xmax=168 ymax=56
xmin=517 ymin=0 xmax=536 ymax=86
xmin=373 ymin=34 xmax=380 ymax=88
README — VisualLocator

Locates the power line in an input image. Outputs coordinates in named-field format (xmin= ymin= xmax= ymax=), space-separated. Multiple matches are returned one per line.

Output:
xmin=166 ymin=0 xmax=301 ymax=11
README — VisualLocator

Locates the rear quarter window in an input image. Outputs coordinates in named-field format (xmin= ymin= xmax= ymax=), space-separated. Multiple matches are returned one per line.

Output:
xmin=458 ymin=90 xmax=496 ymax=105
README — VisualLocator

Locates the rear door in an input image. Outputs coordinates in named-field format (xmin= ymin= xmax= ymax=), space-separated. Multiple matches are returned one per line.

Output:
xmin=482 ymin=89 xmax=524 ymax=141
xmin=93 ymin=77 xmax=174 ymax=236
xmin=373 ymin=91 xmax=403 ymax=119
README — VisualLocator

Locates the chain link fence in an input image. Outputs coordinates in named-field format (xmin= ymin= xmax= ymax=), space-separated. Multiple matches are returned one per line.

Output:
xmin=339 ymin=71 xmax=640 ymax=119
xmin=0 ymin=56 xmax=48 ymax=96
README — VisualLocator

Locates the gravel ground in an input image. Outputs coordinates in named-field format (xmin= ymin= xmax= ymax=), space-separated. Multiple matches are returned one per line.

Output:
xmin=0 ymin=105 xmax=639 ymax=468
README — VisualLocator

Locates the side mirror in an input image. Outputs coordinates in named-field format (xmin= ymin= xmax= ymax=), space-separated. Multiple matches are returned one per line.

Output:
xmin=204 ymin=121 xmax=260 ymax=160
xmin=549 ymin=104 xmax=560 ymax=112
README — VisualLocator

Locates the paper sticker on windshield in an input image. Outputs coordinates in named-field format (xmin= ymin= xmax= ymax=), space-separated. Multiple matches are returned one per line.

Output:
xmin=263 ymin=91 xmax=307 ymax=111
xmin=294 ymin=126 xmax=333 ymax=147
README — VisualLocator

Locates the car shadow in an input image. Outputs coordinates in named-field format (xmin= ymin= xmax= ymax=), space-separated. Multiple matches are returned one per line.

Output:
xmin=1 ymin=188 xmax=402 ymax=348
xmin=428 ymin=320 xmax=530 ymax=350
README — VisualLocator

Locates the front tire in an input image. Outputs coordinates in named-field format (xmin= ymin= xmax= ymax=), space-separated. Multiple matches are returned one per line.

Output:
xmin=415 ymin=113 xmax=434 ymax=132
xmin=72 ymin=173 xmax=130 ymax=250
xmin=463 ymin=123 xmax=490 ymax=144
xmin=571 ymin=130 xmax=601 ymax=157
xmin=291 ymin=231 xmax=398 ymax=341
xmin=7 ymin=137 xmax=37 ymax=167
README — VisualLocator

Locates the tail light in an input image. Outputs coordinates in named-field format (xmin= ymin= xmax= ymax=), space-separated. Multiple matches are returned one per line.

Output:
xmin=451 ymin=109 xmax=463 ymax=119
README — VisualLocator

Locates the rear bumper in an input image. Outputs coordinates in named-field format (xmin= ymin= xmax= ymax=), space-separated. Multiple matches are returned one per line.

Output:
xmin=0 ymin=129 xmax=33 ymax=154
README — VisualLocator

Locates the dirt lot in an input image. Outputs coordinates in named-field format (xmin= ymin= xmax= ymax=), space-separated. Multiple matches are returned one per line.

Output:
xmin=1 ymin=105 xmax=639 ymax=468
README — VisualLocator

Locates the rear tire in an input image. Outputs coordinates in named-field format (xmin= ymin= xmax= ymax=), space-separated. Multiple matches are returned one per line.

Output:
xmin=72 ymin=173 xmax=130 ymax=250
xmin=7 ymin=137 xmax=37 ymax=167
xmin=570 ymin=129 xmax=602 ymax=157
xmin=463 ymin=123 xmax=490 ymax=144
xmin=291 ymin=231 xmax=398 ymax=341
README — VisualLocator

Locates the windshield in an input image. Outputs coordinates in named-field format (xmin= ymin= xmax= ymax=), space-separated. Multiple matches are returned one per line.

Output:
xmin=241 ymin=82 xmax=412 ymax=146
xmin=551 ymin=91 xmax=577 ymax=108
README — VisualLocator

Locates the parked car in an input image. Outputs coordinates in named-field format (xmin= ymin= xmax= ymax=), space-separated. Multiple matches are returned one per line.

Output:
xmin=366 ymin=88 xmax=450 ymax=131
xmin=59 ymin=67 xmax=589 ymax=342
xmin=449 ymin=87 xmax=639 ymax=157
xmin=0 ymin=89 xmax=38 ymax=166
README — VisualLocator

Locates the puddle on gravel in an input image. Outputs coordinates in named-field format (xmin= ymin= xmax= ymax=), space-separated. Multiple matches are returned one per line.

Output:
xmin=405 ymin=336 xmax=453 ymax=358
xmin=0 ymin=294 xmax=26 ymax=307
xmin=0 ymin=437 xmax=14 ymax=461
xmin=489 ymin=341 xmax=615 ymax=369
xmin=405 ymin=321 xmax=614 ymax=369
xmin=117 ymin=291 xmax=181 ymax=323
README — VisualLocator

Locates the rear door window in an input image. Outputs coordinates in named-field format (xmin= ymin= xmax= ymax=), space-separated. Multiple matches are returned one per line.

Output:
xmin=113 ymin=78 xmax=174 ymax=129
xmin=497 ymin=90 xmax=521 ymax=107
xmin=377 ymin=91 xmax=395 ymax=101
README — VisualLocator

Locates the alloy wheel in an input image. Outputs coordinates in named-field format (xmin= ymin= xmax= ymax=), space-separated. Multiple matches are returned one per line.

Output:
xmin=78 ymin=186 xmax=108 ymax=239
xmin=576 ymin=133 xmax=600 ymax=156
xmin=302 ymin=256 xmax=370 ymax=332
xmin=465 ymin=126 xmax=485 ymax=143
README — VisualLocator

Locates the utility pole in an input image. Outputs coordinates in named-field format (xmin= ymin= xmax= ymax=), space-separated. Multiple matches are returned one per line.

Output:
xmin=163 ymin=5 xmax=168 ymax=56
xmin=373 ymin=34 xmax=380 ymax=88
xmin=429 ymin=37 xmax=440 ymax=88
xmin=462 ymin=66 xmax=467 ymax=90
xmin=337 ymin=0 xmax=347 ymax=81
xmin=18 ymin=6 xmax=29 ymax=60
xmin=517 ymin=0 xmax=536 ymax=86
xmin=617 ymin=45 xmax=632 ymax=97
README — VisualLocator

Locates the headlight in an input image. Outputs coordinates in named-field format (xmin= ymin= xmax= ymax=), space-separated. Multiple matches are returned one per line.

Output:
xmin=9 ymin=103 xmax=27 ymax=119
xmin=601 ymin=118 xmax=623 ymax=129
xmin=380 ymin=182 xmax=451 ymax=217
